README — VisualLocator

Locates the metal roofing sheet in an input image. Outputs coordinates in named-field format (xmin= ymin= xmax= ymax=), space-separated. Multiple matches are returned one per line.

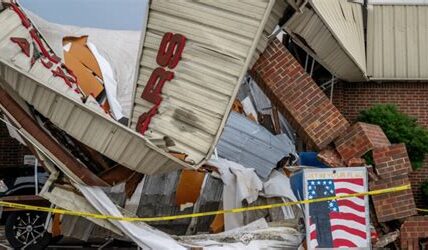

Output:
xmin=311 ymin=0 xmax=367 ymax=76
xmin=129 ymin=0 xmax=276 ymax=167
xmin=367 ymin=5 xmax=428 ymax=80
xmin=368 ymin=0 xmax=428 ymax=5
xmin=217 ymin=112 xmax=296 ymax=180
xmin=283 ymin=2 xmax=367 ymax=82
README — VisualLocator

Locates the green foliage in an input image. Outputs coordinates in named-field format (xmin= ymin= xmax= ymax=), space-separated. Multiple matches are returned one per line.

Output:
xmin=358 ymin=104 xmax=428 ymax=169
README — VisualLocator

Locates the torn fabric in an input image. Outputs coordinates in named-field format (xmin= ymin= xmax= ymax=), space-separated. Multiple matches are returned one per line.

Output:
xmin=76 ymin=184 xmax=185 ymax=250
xmin=208 ymin=158 xmax=263 ymax=231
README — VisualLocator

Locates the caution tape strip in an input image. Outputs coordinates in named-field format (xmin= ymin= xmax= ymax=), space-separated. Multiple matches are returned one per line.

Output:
xmin=0 ymin=184 xmax=411 ymax=222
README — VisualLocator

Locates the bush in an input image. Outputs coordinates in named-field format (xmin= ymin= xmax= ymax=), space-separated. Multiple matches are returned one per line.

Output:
xmin=358 ymin=104 xmax=428 ymax=169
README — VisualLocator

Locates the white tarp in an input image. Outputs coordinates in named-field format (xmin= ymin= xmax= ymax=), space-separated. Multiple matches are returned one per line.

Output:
xmin=76 ymin=184 xmax=185 ymax=250
xmin=208 ymin=158 xmax=299 ymax=231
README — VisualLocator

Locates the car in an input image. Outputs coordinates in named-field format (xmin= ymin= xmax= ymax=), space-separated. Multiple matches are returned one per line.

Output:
xmin=0 ymin=165 xmax=52 ymax=249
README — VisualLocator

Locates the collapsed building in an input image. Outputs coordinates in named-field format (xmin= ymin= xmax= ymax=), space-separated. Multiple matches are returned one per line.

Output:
xmin=0 ymin=0 xmax=427 ymax=249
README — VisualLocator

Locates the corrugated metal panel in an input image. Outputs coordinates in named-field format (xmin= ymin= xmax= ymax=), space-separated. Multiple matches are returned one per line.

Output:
xmin=137 ymin=171 xmax=223 ymax=235
xmin=367 ymin=5 xmax=428 ymax=80
xmin=311 ymin=0 xmax=366 ymax=75
xmin=0 ymin=6 xmax=184 ymax=175
xmin=368 ymin=0 xmax=428 ymax=5
xmin=283 ymin=2 xmax=367 ymax=82
xmin=129 ymin=0 xmax=276 ymax=166
xmin=217 ymin=112 xmax=296 ymax=180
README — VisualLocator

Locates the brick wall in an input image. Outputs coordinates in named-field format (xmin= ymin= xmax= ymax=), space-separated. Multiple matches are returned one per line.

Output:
xmin=332 ymin=82 xmax=428 ymax=207
xmin=400 ymin=216 xmax=428 ymax=250
xmin=333 ymin=82 xmax=428 ymax=127
xmin=372 ymin=144 xmax=412 ymax=179
xmin=250 ymin=39 xmax=349 ymax=150
xmin=370 ymin=174 xmax=417 ymax=222
xmin=0 ymin=122 xmax=29 ymax=168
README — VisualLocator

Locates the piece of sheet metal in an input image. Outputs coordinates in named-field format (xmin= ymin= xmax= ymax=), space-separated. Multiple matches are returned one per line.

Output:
xmin=367 ymin=4 xmax=428 ymax=80
xmin=217 ymin=112 xmax=296 ymax=180
xmin=129 ymin=0 xmax=277 ymax=167
xmin=284 ymin=1 xmax=367 ymax=82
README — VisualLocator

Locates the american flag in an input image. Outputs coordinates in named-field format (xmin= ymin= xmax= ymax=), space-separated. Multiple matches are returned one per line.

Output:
xmin=307 ymin=178 xmax=367 ymax=249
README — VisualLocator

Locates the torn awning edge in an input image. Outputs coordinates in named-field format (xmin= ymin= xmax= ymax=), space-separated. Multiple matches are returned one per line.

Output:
xmin=0 ymin=81 xmax=108 ymax=186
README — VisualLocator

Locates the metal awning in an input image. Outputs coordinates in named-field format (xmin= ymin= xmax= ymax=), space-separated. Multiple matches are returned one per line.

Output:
xmin=283 ymin=0 xmax=368 ymax=82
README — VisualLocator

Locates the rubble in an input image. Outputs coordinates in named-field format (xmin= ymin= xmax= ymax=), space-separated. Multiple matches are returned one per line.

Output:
xmin=0 ymin=0 xmax=428 ymax=249
xmin=334 ymin=122 xmax=390 ymax=163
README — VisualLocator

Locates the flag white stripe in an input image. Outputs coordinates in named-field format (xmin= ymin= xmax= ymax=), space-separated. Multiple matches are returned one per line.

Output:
xmin=332 ymin=230 xmax=368 ymax=246
xmin=338 ymin=204 xmax=366 ymax=217
xmin=310 ymin=219 xmax=366 ymax=233
xmin=334 ymin=182 xmax=364 ymax=192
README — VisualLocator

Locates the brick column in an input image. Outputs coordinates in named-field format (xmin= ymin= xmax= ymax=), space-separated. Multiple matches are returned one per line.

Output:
xmin=250 ymin=39 xmax=349 ymax=150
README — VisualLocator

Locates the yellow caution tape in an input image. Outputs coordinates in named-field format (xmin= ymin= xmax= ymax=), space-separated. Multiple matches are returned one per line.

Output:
xmin=0 ymin=184 xmax=411 ymax=222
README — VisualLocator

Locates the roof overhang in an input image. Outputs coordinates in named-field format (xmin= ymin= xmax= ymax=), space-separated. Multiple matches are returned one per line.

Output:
xmin=283 ymin=0 xmax=368 ymax=82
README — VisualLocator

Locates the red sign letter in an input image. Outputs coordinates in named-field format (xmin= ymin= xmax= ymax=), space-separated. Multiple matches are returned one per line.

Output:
xmin=156 ymin=32 xmax=186 ymax=69
xmin=141 ymin=67 xmax=174 ymax=105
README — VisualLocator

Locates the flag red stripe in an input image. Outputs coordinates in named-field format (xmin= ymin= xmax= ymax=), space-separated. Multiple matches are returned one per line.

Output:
xmin=337 ymin=199 xmax=366 ymax=212
xmin=334 ymin=178 xmax=364 ymax=186
xmin=330 ymin=211 xmax=366 ymax=225
xmin=310 ymin=230 xmax=317 ymax=240
xmin=333 ymin=238 xmax=358 ymax=248
xmin=331 ymin=225 xmax=367 ymax=239
xmin=335 ymin=188 xmax=364 ymax=199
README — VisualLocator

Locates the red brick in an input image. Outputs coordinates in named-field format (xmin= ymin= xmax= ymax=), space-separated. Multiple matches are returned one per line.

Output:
xmin=370 ymin=175 xmax=417 ymax=222
xmin=373 ymin=144 xmax=412 ymax=179
xmin=334 ymin=122 xmax=390 ymax=162
xmin=401 ymin=216 xmax=428 ymax=249
xmin=347 ymin=157 xmax=366 ymax=167
xmin=317 ymin=147 xmax=345 ymax=167
xmin=250 ymin=39 xmax=349 ymax=150
xmin=333 ymin=82 xmax=428 ymax=128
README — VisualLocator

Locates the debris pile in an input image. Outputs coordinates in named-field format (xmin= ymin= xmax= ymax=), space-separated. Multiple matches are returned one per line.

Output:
xmin=0 ymin=0 xmax=427 ymax=249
